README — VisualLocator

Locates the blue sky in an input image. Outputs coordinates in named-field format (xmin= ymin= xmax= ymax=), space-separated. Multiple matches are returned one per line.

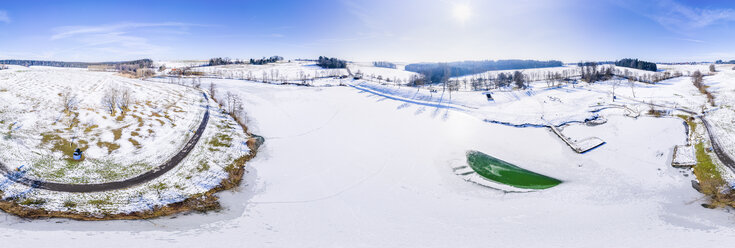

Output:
xmin=1 ymin=0 xmax=735 ymax=62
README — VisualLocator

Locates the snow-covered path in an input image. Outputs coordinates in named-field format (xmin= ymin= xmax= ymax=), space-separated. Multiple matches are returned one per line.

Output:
xmin=1 ymin=81 xmax=734 ymax=247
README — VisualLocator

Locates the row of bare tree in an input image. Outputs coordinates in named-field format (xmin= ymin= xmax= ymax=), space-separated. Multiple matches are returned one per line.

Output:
xmin=210 ymin=68 xmax=344 ymax=85
xmin=101 ymin=87 xmax=133 ymax=115
xmin=692 ymin=70 xmax=715 ymax=106
xmin=59 ymin=86 xmax=133 ymax=116
xmin=413 ymin=64 xmax=687 ymax=92
xmin=209 ymin=83 xmax=248 ymax=126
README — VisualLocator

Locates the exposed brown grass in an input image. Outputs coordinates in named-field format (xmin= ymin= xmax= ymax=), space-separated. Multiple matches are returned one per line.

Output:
xmin=128 ymin=138 xmax=141 ymax=149
xmin=96 ymin=141 xmax=120 ymax=154
xmin=83 ymin=124 xmax=99 ymax=133
xmin=41 ymin=132 xmax=89 ymax=159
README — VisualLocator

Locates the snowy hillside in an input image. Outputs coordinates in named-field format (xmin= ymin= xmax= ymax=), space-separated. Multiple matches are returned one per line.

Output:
xmin=0 ymin=66 xmax=252 ymax=216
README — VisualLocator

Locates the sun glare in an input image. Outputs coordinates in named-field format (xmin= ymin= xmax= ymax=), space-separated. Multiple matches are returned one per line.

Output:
xmin=453 ymin=3 xmax=472 ymax=23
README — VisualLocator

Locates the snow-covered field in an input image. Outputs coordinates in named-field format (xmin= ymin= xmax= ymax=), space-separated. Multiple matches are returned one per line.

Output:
xmin=194 ymin=61 xmax=348 ymax=81
xmin=0 ymin=66 xmax=204 ymax=183
xmin=349 ymin=62 xmax=420 ymax=83
xmin=3 ymin=69 xmax=735 ymax=247
xmin=154 ymin=60 xmax=209 ymax=69
xmin=184 ymin=60 xmax=421 ymax=86
xmin=0 ymin=66 xmax=250 ymax=214
xmin=1 ymin=62 xmax=735 ymax=246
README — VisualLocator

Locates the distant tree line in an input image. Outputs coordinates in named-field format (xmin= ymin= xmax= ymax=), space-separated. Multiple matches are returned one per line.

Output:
xmin=579 ymin=62 xmax=614 ymax=83
xmin=0 ymin=59 xmax=152 ymax=69
xmin=208 ymin=57 xmax=243 ymax=66
xmin=168 ymin=67 xmax=204 ymax=76
xmin=317 ymin=56 xmax=347 ymax=69
xmin=715 ymin=60 xmax=735 ymax=64
xmin=250 ymin=56 xmax=283 ymax=65
xmin=372 ymin=61 xmax=396 ymax=69
xmin=405 ymin=60 xmax=563 ymax=84
xmin=409 ymin=69 xmax=530 ymax=94
xmin=614 ymin=58 xmax=657 ymax=72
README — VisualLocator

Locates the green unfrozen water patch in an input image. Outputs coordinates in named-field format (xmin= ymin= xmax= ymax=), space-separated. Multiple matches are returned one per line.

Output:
xmin=466 ymin=151 xmax=562 ymax=190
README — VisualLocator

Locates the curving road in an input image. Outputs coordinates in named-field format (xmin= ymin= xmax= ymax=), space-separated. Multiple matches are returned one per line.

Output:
xmin=0 ymin=94 xmax=210 ymax=193
xmin=698 ymin=117 xmax=735 ymax=173
xmin=573 ymin=84 xmax=735 ymax=174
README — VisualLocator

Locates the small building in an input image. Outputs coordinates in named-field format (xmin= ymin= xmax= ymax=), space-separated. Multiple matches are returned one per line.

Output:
xmin=482 ymin=92 xmax=494 ymax=101
xmin=353 ymin=72 xmax=363 ymax=80
xmin=672 ymin=145 xmax=696 ymax=168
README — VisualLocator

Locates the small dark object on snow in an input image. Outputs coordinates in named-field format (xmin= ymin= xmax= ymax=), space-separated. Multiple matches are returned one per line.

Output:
xmin=73 ymin=148 xmax=83 ymax=161
xmin=691 ymin=180 xmax=702 ymax=193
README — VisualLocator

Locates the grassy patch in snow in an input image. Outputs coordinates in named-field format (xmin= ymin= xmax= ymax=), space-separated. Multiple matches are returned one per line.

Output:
xmin=466 ymin=151 xmax=561 ymax=189
xmin=111 ymin=126 xmax=128 ymax=141
xmin=691 ymin=142 xmax=735 ymax=209
xmin=128 ymin=138 xmax=141 ymax=149
xmin=95 ymin=160 xmax=151 ymax=181
xmin=208 ymin=133 xmax=233 ymax=148
xmin=18 ymin=198 xmax=46 ymax=206
xmin=676 ymin=114 xmax=697 ymax=132
xmin=197 ymin=160 xmax=210 ymax=172
xmin=83 ymin=124 xmax=99 ymax=133
xmin=208 ymin=121 xmax=234 ymax=149
xmin=63 ymin=200 xmax=77 ymax=208
xmin=41 ymin=132 xmax=89 ymax=158
xmin=693 ymin=142 xmax=725 ymax=196
xmin=96 ymin=141 xmax=120 ymax=154
xmin=88 ymin=198 xmax=112 ymax=208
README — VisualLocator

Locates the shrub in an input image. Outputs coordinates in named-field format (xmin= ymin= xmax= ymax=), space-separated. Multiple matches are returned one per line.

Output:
xmin=250 ymin=56 xmax=283 ymax=65
xmin=614 ymin=58 xmax=657 ymax=72
xmin=317 ymin=56 xmax=347 ymax=69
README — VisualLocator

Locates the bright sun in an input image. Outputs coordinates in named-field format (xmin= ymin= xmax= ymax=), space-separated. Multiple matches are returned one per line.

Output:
xmin=452 ymin=4 xmax=472 ymax=23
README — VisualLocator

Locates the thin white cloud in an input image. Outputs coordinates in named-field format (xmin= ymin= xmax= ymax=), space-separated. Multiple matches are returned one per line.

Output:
xmin=674 ymin=37 xmax=705 ymax=43
xmin=47 ymin=22 xmax=203 ymax=60
xmin=0 ymin=10 xmax=10 ymax=23
xmin=650 ymin=0 xmax=735 ymax=31
xmin=51 ymin=22 xmax=200 ymax=40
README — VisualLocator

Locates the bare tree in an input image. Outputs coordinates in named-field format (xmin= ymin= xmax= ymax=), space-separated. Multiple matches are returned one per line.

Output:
xmin=102 ymin=88 xmax=119 ymax=115
xmin=227 ymin=93 xmax=247 ymax=125
xmin=118 ymin=87 xmax=132 ymax=114
xmin=209 ymin=82 xmax=217 ymax=101
xmin=225 ymin=91 xmax=237 ymax=114
xmin=709 ymin=64 xmax=716 ymax=73
xmin=692 ymin=70 xmax=704 ymax=90
xmin=192 ymin=77 xmax=201 ymax=89
xmin=612 ymin=78 xmax=623 ymax=102
xmin=447 ymin=80 xmax=459 ymax=101
xmin=60 ymin=90 xmax=79 ymax=114
xmin=628 ymin=77 xmax=636 ymax=98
